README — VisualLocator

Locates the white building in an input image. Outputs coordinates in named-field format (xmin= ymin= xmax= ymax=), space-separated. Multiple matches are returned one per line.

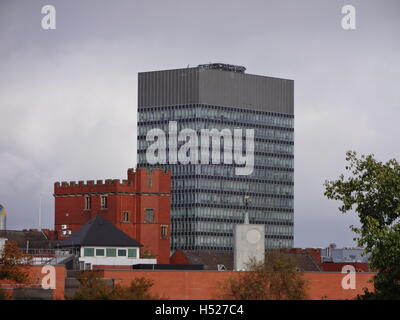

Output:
xmin=321 ymin=243 xmax=370 ymax=263
xmin=58 ymin=216 xmax=156 ymax=270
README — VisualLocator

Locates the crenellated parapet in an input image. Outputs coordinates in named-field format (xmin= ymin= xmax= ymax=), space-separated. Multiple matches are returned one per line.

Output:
xmin=54 ymin=179 xmax=130 ymax=189
xmin=54 ymin=167 xmax=171 ymax=194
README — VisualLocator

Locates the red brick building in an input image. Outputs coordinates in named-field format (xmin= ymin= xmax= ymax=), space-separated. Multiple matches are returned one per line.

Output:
xmin=54 ymin=168 xmax=171 ymax=264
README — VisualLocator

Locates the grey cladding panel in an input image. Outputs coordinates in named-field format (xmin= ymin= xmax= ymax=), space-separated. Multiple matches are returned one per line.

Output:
xmin=139 ymin=68 xmax=199 ymax=107
xmin=138 ymin=67 xmax=294 ymax=115
xmin=199 ymin=69 xmax=293 ymax=114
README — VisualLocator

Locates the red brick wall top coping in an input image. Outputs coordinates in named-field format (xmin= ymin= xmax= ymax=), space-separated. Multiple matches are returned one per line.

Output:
xmin=95 ymin=269 xmax=377 ymax=274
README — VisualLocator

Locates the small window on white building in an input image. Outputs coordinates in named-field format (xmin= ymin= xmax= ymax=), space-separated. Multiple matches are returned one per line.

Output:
xmin=84 ymin=248 xmax=94 ymax=257
xmin=128 ymin=248 xmax=137 ymax=258
xmin=117 ymin=249 xmax=127 ymax=257
xmin=95 ymin=249 xmax=105 ymax=256
xmin=106 ymin=248 xmax=116 ymax=257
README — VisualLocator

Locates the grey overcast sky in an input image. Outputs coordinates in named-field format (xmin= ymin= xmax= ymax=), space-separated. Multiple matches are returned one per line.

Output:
xmin=0 ymin=0 xmax=399 ymax=248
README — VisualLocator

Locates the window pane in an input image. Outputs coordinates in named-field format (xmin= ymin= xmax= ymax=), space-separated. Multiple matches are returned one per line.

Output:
xmin=123 ymin=211 xmax=129 ymax=222
xmin=128 ymin=249 xmax=137 ymax=258
xmin=85 ymin=196 xmax=91 ymax=210
xmin=161 ymin=225 xmax=168 ymax=239
xmin=84 ymin=248 xmax=94 ymax=257
xmin=118 ymin=249 xmax=127 ymax=257
xmin=145 ymin=208 xmax=154 ymax=223
xmin=95 ymin=249 xmax=105 ymax=256
xmin=106 ymin=248 xmax=116 ymax=257
xmin=101 ymin=196 xmax=108 ymax=209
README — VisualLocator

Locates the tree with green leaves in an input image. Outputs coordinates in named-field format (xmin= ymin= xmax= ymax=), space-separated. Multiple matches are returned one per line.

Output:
xmin=324 ymin=151 xmax=400 ymax=299
xmin=218 ymin=250 xmax=308 ymax=300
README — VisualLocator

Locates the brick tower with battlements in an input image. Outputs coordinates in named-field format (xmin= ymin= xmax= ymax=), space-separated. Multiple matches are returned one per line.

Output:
xmin=54 ymin=168 xmax=171 ymax=264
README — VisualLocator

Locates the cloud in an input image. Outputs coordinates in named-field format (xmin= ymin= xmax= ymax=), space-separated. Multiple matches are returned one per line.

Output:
xmin=0 ymin=0 xmax=399 ymax=248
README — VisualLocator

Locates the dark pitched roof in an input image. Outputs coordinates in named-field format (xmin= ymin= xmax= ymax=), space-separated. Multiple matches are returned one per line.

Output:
xmin=178 ymin=250 xmax=322 ymax=272
xmin=180 ymin=250 xmax=234 ymax=270
xmin=287 ymin=253 xmax=322 ymax=272
xmin=0 ymin=230 xmax=57 ymax=249
xmin=58 ymin=216 xmax=142 ymax=248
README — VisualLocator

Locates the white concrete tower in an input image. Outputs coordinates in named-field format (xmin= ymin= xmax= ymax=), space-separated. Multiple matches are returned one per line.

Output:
xmin=233 ymin=196 xmax=265 ymax=271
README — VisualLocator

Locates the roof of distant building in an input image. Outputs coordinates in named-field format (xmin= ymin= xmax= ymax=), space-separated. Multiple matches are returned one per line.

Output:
xmin=58 ymin=216 xmax=142 ymax=248
xmin=173 ymin=250 xmax=322 ymax=272
xmin=0 ymin=230 xmax=57 ymax=249
xmin=181 ymin=250 xmax=234 ymax=270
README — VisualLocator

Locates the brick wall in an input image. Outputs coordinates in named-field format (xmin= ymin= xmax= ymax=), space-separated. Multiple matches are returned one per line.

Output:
xmin=98 ymin=269 xmax=375 ymax=300
xmin=1 ymin=266 xmax=375 ymax=300
xmin=0 ymin=265 xmax=66 ymax=300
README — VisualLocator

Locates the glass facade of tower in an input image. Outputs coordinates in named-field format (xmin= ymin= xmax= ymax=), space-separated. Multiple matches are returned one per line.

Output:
xmin=137 ymin=64 xmax=294 ymax=251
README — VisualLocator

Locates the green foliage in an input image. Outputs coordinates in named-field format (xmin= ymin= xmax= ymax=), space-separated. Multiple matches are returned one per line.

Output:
xmin=0 ymin=287 xmax=7 ymax=300
xmin=71 ymin=271 xmax=114 ymax=300
xmin=113 ymin=277 xmax=162 ymax=300
xmin=71 ymin=271 xmax=162 ymax=300
xmin=324 ymin=151 xmax=400 ymax=299
xmin=218 ymin=250 xmax=309 ymax=300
